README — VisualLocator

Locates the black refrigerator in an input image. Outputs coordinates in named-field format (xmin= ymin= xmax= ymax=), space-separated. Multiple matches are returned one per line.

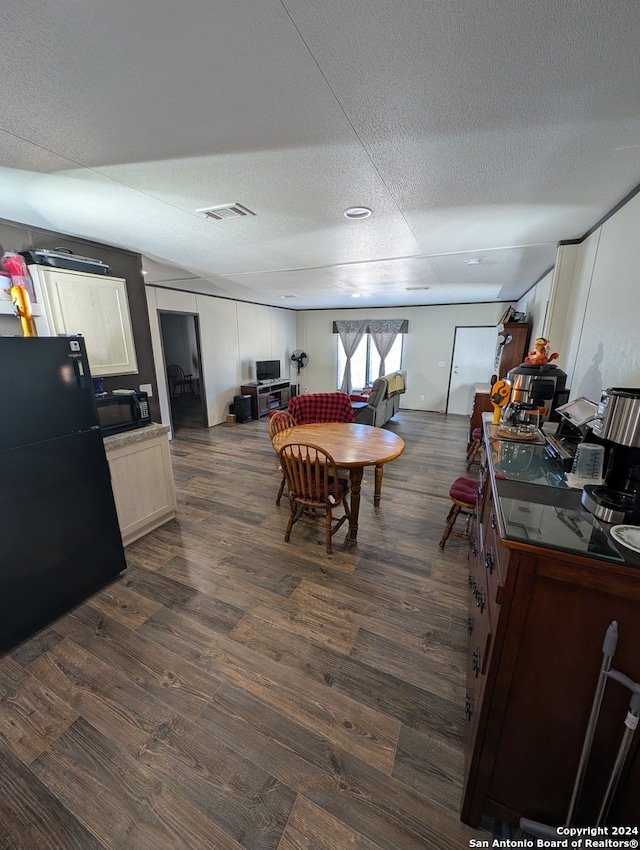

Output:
xmin=0 ymin=336 xmax=126 ymax=654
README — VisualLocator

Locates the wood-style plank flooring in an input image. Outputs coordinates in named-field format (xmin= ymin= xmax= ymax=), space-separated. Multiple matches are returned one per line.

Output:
xmin=0 ymin=402 xmax=493 ymax=849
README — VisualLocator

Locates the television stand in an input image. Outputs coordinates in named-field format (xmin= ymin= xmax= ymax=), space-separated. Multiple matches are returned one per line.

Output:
xmin=240 ymin=379 xmax=291 ymax=419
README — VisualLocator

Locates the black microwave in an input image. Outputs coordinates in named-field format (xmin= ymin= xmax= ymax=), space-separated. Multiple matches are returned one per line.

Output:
xmin=95 ymin=391 xmax=152 ymax=436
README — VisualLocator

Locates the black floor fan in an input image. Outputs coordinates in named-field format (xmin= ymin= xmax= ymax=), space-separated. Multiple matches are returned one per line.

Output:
xmin=291 ymin=350 xmax=309 ymax=395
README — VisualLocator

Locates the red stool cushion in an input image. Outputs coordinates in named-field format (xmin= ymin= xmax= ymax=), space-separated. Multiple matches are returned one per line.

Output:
xmin=450 ymin=476 xmax=477 ymax=504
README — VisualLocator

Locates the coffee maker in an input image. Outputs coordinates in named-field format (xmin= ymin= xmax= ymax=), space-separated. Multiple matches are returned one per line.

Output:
xmin=506 ymin=363 xmax=569 ymax=422
xmin=581 ymin=387 xmax=640 ymax=523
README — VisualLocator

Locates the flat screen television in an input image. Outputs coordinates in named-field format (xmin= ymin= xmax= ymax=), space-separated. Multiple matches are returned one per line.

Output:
xmin=256 ymin=359 xmax=281 ymax=381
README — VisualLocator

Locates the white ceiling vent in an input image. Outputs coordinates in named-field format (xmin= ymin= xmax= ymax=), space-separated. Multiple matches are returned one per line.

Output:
xmin=197 ymin=203 xmax=256 ymax=221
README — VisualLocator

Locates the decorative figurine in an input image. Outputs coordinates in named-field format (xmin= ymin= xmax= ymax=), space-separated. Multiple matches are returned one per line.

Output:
xmin=524 ymin=337 xmax=558 ymax=365
xmin=490 ymin=378 xmax=511 ymax=424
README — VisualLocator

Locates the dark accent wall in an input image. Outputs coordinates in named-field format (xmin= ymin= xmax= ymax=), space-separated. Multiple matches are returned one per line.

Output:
xmin=0 ymin=218 xmax=159 ymax=420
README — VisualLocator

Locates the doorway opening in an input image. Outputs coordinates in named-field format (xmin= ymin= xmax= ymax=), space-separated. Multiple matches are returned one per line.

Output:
xmin=159 ymin=311 xmax=206 ymax=432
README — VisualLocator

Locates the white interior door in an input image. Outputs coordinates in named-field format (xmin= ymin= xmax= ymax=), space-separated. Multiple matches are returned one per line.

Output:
xmin=447 ymin=326 xmax=497 ymax=415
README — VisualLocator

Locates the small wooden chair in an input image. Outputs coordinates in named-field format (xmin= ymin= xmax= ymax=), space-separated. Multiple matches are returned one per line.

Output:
xmin=278 ymin=442 xmax=350 ymax=554
xmin=269 ymin=411 xmax=296 ymax=505
xmin=439 ymin=476 xmax=478 ymax=549
xmin=167 ymin=364 xmax=196 ymax=397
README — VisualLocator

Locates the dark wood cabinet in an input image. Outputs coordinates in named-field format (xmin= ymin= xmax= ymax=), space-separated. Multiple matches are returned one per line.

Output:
xmin=240 ymin=380 xmax=291 ymax=419
xmin=462 ymin=433 xmax=640 ymax=827
xmin=469 ymin=385 xmax=493 ymax=443
xmin=495 ymin=321 xmax=530 ymax=378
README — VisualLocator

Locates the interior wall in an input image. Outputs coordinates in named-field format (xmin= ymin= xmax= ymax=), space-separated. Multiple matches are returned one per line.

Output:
xmin=545 ymin=190 xmax=640 ymax=402
xmin=146 ymin=285 xmax=297 ymax=429
xmin=296 ymin=302 xmax=508 ymax=412
xmin=516 ymin=268 xmax=554 ymax=345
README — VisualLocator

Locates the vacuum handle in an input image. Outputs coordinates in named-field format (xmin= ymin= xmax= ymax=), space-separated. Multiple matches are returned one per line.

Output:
xmin=566 ymin=620 xmax=618 ymax=825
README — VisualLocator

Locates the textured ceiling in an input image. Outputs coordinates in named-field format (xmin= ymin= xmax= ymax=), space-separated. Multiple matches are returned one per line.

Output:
xmin=1 ymin=0 xmax=639 ymax=309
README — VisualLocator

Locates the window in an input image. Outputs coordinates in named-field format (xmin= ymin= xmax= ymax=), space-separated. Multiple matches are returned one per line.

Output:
xmin=336 ymin=333 xmax=403 ymax=390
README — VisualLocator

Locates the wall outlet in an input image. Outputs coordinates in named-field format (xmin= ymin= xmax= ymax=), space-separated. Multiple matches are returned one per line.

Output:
xmin=419 ymin=394 xmax=425 ymax=401
xmin=304 ymin=387 xmax=309 ymax=392
xmin=438 ymin=360 xmax=446 ymax=368
xmin=140 ymin=383 xmax=153 ymax=396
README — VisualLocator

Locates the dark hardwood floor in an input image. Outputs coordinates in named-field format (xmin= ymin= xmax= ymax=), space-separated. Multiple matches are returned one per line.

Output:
xmin=0 ymin=405 xmax=493 ymax=849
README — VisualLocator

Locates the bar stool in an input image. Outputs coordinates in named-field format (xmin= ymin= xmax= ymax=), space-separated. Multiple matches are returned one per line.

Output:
xmin=466 ymin=427 xmax=483 ymax=470
xmin=439 ymin=476 xmax=478 ymax=549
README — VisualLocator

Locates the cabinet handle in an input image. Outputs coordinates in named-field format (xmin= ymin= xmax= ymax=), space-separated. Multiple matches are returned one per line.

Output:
xmin=485 ymin=552 xmax=494 ymax=574
xmin=467 ymin=614 xmax=474 ymax=635
xmin=476 ymin=586 xmax=485 ymax=613
xmin=491 ymin=513 xmax=497 ymax=530
xmin=472 ymin=647 xmax=481 ymax=677
xmin=464 ymin=691 xmax=474 ymax=719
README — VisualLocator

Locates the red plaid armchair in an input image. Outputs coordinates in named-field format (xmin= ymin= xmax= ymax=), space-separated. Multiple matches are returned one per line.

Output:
xmin=288 ymin=392 xmax=355 ymax=425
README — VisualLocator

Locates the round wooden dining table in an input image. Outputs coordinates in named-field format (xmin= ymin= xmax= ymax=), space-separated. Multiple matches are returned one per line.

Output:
xmin=271 ymin=422 xmax=405 ymax=542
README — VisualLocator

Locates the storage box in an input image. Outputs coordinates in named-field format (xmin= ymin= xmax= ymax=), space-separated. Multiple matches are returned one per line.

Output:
xmin=19 ymin=249 xmax=111 ymax=275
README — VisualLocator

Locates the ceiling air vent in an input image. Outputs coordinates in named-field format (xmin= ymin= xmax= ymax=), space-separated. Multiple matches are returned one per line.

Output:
xmin=196 ymin=203 xmax=256 ymax=221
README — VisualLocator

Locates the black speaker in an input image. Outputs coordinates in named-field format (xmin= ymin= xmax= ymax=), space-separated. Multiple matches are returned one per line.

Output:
xmin=234 ymin=394 xmax=253 ymax=423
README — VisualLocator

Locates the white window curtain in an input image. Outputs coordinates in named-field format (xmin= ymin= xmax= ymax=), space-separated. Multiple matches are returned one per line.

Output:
xmin=335 ymin=320 xmax=368 ymax=394
xmin=370 ymin=319 xmax=405 ymax=377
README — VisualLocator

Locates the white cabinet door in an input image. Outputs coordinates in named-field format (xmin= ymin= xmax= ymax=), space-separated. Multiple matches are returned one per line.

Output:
xmin=105 ymin=432 xmax=176 ymax=546
xmin=29 ymin=265 xmax=138 ymax=377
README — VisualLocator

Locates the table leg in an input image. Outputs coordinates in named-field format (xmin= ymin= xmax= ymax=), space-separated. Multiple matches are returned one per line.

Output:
xmin=348 ymin=467 xmax=364 ymax=541
xmin=374 ymin=463 xmax=384 ymax=507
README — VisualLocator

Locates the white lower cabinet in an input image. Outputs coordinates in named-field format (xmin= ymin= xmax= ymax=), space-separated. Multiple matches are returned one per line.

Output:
xmin=104 ymin=425 xmax=176 ymax=546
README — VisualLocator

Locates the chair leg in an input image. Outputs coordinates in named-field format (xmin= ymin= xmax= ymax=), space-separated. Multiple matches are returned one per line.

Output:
xmin=284 ymin=501 xmax=297 ymax=542
xmin=466 ymin=439 xmax=482 ymax=471
xmin=325 ymin=507 xmax=333 ymax=554
xmin=439 ymin=504 xmax=461 ymax=549
xmin=276 ymin=473 xmax=286 ymax=506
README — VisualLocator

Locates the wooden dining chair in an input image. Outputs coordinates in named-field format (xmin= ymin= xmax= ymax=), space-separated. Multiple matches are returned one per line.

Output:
xmin=269 ymin=411 xmax=296 ymax=505
xmin=277 ymin=442 xmax=350 ymax=554
xmin=167 ymin=364 xmax=196 ymax=397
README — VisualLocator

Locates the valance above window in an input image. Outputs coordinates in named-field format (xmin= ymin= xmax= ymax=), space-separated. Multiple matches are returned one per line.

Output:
xmin=332 ymin=319 xmax=408 ymax=334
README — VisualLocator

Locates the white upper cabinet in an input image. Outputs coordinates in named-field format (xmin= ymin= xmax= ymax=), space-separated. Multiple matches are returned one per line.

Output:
xmin=28 ymin=266 xmax=138 ymax=377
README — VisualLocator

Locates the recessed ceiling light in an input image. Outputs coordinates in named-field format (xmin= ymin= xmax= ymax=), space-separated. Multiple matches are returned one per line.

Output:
xmin=465 ymin=257 xmax=482 ymax=265
xmin=405 ymin=286 xmax=431 ymax=290
xmin=351 ymin=293 xmax=362 ymax=298
xmin=344 ymin=207 xmax=372 ymax=219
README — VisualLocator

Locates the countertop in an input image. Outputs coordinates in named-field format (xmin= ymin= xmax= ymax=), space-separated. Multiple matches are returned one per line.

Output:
xmin=103 ymin=422 xmax=170 ymax=451
xmin=482 ymin=413 xmax=640 ymax=569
